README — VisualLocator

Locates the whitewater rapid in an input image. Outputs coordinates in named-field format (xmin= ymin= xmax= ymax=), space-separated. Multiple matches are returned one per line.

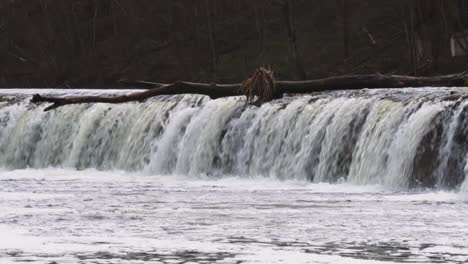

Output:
xmin=0 ymin=88 xmax=468 ymax=189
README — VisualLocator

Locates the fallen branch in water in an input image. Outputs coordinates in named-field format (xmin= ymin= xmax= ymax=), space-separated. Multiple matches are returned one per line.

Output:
xmin=31 ymin=69 xmax=468 ymax=111
xmin=241 ymin=67 xmax=276 ymax=104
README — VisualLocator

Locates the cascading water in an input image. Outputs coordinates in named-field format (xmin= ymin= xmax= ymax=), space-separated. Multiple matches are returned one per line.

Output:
xmin=1 ymin=88 xmax=468 ymax=189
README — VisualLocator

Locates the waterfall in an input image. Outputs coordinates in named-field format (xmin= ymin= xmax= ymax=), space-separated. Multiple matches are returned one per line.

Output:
xmin=0 ymin=88 xmax=467 ymax=189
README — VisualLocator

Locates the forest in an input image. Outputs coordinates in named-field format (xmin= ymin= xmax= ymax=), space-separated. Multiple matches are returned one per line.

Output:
xmin=1 ymin=0 xmax=468 ymax=88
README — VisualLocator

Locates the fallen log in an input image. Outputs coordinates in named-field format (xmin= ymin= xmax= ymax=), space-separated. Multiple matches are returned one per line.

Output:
xmin=32 ymin=82 xmax=240 ymax=111
xmin=117 ymin=79 xmax=166 ymax=89
xmin=31 ymin=69 xmax=468 ymax=111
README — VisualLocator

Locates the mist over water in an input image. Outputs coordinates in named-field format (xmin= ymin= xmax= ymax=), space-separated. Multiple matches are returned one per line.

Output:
xmin=0 ymin=88 xmax=467 ymax=189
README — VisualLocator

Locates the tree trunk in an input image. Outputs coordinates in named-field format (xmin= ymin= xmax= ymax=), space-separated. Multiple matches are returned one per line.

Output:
xmin=205 ymin=0 xmax=218 ymax=81
xmin=341 ymin=0 xmax=350 ymax=60
xmin=282 ymin=0 xmax=307 ymax=80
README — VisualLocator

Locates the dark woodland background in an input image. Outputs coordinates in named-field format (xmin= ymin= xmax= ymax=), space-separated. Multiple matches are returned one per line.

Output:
xmin=1 ymin=0 xmax=468 ymax=88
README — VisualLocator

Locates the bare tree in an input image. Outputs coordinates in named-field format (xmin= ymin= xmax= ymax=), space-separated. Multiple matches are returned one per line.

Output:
xmin=205 ymin=0 xmax=218 ymax=81
xmin=341 ymin=0 xmax=350 ymax=60
xmin=281 ymin=0 xmax=307 ymax=80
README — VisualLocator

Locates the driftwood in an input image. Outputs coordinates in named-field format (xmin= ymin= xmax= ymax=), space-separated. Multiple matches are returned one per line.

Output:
xmin=31 ymin=69 xmax=468 ymax=111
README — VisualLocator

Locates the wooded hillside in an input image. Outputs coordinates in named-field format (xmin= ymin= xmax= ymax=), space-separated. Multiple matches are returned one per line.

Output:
xmin=1 ymin=0 xmax=467 ymax=88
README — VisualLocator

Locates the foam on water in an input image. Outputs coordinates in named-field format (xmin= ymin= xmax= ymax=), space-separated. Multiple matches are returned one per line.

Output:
xmin=0 ymin=169 xmax=467 ymax=263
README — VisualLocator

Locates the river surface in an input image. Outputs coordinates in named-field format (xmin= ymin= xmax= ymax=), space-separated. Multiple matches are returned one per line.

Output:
xmin=1 ymin=89 xmax=468 ymax=263
xmin=1 ymin=169 xmax=468 ymax=264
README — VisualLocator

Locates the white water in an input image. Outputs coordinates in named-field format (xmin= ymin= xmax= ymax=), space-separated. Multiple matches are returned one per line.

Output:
xmin=1 ymin=169 xmax=468 ymax=263
xmin=1 ymin=88 xmax=468 ymax=263
xmin=0 ymin=88 xmax=467 ymax=188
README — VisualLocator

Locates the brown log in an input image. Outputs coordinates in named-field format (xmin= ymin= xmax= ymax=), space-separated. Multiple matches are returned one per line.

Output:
xmin=276 ymin=72 xmax=468 ymax=93
xmin=31 ymin=72 xmax=468 ymax=111
xmin=117 ymin=79 xmax=167 ymax=89
xmin=32 ymin=82 xmax=241 ymax=111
